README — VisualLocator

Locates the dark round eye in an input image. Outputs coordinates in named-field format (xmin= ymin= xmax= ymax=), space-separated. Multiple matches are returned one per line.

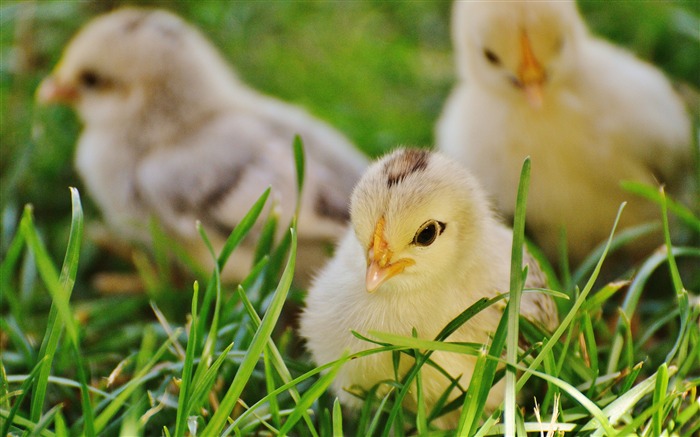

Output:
xmin=483 ymin=48 xmax=501 ymax=66
xmin=412 ymin=220 xmax=446 ymax=247
xmin=79 ymin=70 xmax=101 ymax=88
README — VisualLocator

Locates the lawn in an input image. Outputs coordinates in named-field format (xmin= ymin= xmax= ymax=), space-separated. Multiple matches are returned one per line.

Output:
xmin=1 ymin=1 xmax=699 ymax=435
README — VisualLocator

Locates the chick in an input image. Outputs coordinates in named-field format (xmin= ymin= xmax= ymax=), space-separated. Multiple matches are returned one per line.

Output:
xmin=436 ymin=1 xmax=692 ymax=264
xmin=300 ymin=148 xmax=558 ymax=429
xmin=36 ymin=7 xmax=368 ymax=283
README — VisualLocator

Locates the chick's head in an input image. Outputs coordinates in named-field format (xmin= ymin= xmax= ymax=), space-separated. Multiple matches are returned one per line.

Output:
xmin=453 ymin=1 xmax=586 ymax=108
xmin=350 ymin=148 xmax=491 ymax=294
xmin=37 ymin=7 xmax=236 ymax=128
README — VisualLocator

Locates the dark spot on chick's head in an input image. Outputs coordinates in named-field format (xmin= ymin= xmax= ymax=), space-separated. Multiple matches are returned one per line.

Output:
xmin=384 ymin=149 xmax=430 ymax=188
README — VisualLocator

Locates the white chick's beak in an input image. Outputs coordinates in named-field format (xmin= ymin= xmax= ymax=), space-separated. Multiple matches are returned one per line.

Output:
xmin=518 ymin=31 xmax=545 ymax=109
xmin=365 ymin=216 xmax=415 ymax=293
xmin=36 ymin=76 xmax=78 ymax=105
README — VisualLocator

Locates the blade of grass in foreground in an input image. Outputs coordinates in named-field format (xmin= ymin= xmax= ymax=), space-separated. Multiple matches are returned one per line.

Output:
xmin=659 ymin=187 xmax=691 ymax=365
xmin=516 ymin=202 xmax=626 ymax=392
xmin=505 ymin=157 xmax=530 ymax=437
xmin=27 ymin=188 xmax=83 ymax=424
xmin=203 ymin=228 xmax=297 ymax=435
xmin=375 ymin=294 xmax=509 ymax=435
xmin=621 ymin=180 xmax=700 ymax=232
xmin=580 ymin=364 xmax=676 ymax=435
xmin=571 ymin=221 xmax=659 ymax=288
xmin=173 ymin=284 xmax=199 ymax=437
xmin=236 ymin=285 xmax=319 ymax=436
xmin=0 ymin=358 xmax=45 ymax=436
xmin=197 ymin=187 xmax=271 ymax=345
xmin=456 ymin=311 xmax=508 ymax=435
xmin=277 ymin=351 xmax=348 ymax=435
xmin=91 ymin=328 xmax=183 ymax=434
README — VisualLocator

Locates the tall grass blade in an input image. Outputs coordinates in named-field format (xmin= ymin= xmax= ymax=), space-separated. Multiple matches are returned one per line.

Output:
xmin=621 ymin=181 xmax=700 ymax=232
xmin=660 ymin=187 xmax=691 ymax=364
xmin=235 ymin=284 xmax=318 ymax=436
xmin=332 ymin=398 xmax=343 ymax=436
xmin=457 ymin=310 xmax=508 ymax=435
xmin=204 ymin=228 xmax=297 ymax=435
xmin=517 ymin=202 xmax=626 ymax=392
xmin=652 ymin=363 xmax=669 ymax=436
xmin=197 ymin=187 xmax=270 ymax=349
xmin=505 ymin=157 xmax=531 ymax=436
xmin=174 ymin=284 xmax=199 ymax=437
xmin=27 ymin=188 xmax=83 ymax=423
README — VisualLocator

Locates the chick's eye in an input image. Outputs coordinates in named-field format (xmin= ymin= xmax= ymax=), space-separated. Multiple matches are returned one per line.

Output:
xmin=412 ymin=220 xmax=446 ymax=247
xmin=483 ymin=49 xmax=501 ymax=66
xmin=79 ymin=70 xmax=101 ymax=88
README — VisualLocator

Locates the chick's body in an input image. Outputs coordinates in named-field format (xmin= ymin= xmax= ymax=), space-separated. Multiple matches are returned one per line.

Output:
xmin=437 ymin=1 xmax=692 ymax=263
xmin=300 ymin=148 xmax=557 ymax=429
xmin=38 ymin=8 xmax=368 ymax=282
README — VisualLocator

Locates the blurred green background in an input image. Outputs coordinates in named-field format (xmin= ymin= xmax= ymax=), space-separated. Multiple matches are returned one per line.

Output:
xmin=1 ymin=0 xmax=699 ymax=276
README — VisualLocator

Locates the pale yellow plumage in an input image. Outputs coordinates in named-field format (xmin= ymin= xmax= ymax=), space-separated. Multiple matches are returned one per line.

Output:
xmin=300 ymin=148 xmax=558 ymax=429
xmin=437 ymin=1 xmax=692 ymax=264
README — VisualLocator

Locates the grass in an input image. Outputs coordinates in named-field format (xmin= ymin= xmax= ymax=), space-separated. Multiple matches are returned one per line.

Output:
xmin=2 ymin=1 xmax=700 ymax=436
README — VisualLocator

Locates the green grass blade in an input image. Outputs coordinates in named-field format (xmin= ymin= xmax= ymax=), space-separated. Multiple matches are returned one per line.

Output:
xmin=236 ymin=285 xmax=319 ymax=437
xmin=505 ymin=157 xmax=531 ymax=436
xmin=508 ymin=361 xmax=615 ymax=435
xmin=1 ymin=357 xmax=45 ymax=436
xmin=92 ymin=328 xmax=183 ymax=434
xmin=606 ymin=246 xmax=698 ymax=373
xmin=253 ymin=208 xmax=278 ymax=265
xmin=186 ymin=342 xmax=235 ymax=416
xmin=652 ymin=363 xmax=669 ymax=436
xmin=571 ymin=221 xmax=659 ymax=287
xmin=582 ymin=365 xmax=677 ymax=434
xmin=28 ymin=189 xmax=83 ymax=423
xmin=174 ymin=284 xmax=200 ymax=437
xmin=374 ymin=293 xmax=508 ymax=435
xmin=263 ymin=348 xmax=281 ymax=428
xmin=120 ymin=325 xmax=157 ymax=437
xmin=660 ymin=186 xmax=691 ymax=364
xmin=332 ymin=398 xmax=343 ymax=436
xmin=204 ymin=228 xmax=296 ymax=435
xmin=277 ymin=351 xmax=347 ymax=435
xmin=458 ymin=310 xmax=509 ymax=436
xmin=20 ymin=205 xmax=79 ymax=346
xmin=517 ymin=202 xmax=626 ymax=392
xmin=621 ymin=180 xmax=700 ymax=232
xmin=217 ymin=187 xmax=271 ymax=269
xmin=27 ymin=403 xmax=62 ymax=437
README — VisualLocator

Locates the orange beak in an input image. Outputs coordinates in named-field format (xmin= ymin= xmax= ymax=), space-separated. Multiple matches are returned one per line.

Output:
xmin=365 ymin=216 xmax=415 ymax=293
xmin=518 ymin=31 xmax=546 ymax=108
xmin=36 ymin=76 xmax=78 ymax=105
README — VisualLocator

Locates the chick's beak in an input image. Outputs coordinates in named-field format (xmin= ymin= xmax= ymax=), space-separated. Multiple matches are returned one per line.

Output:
xmin=36 ymin=76 xmax=78 ymax=105
xmin=365 ymin=217 xmax=415 ymax=293
xmin=518 ymin=31 xmax=545 ymax=109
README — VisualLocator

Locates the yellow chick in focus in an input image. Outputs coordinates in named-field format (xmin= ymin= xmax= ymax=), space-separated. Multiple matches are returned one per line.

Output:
xmin=437 ymin=1 xmax=692 ymax=264
xmin=37 ymin=7 xmax=368 ymax=283
xmin=300 ymin=148 xmax=558 ymax=429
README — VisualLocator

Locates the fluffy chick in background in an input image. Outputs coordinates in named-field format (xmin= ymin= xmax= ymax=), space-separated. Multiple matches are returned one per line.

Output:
xmin=37 ymin=7 xmax=368 ymax=284
xmin=437 ymin=1 xmax=692 ymax=265
xmin=300 ymin=148 xmax=558 ymax=429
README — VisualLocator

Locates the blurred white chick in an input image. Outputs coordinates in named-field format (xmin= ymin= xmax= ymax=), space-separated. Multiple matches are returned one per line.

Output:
xmin=437 ymin=1 xmax=692 ymax=264
xmin=37 ymin=7 xmax=368 ymax=283
xmin=300 ymin=148 xmax=558 ymax=429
